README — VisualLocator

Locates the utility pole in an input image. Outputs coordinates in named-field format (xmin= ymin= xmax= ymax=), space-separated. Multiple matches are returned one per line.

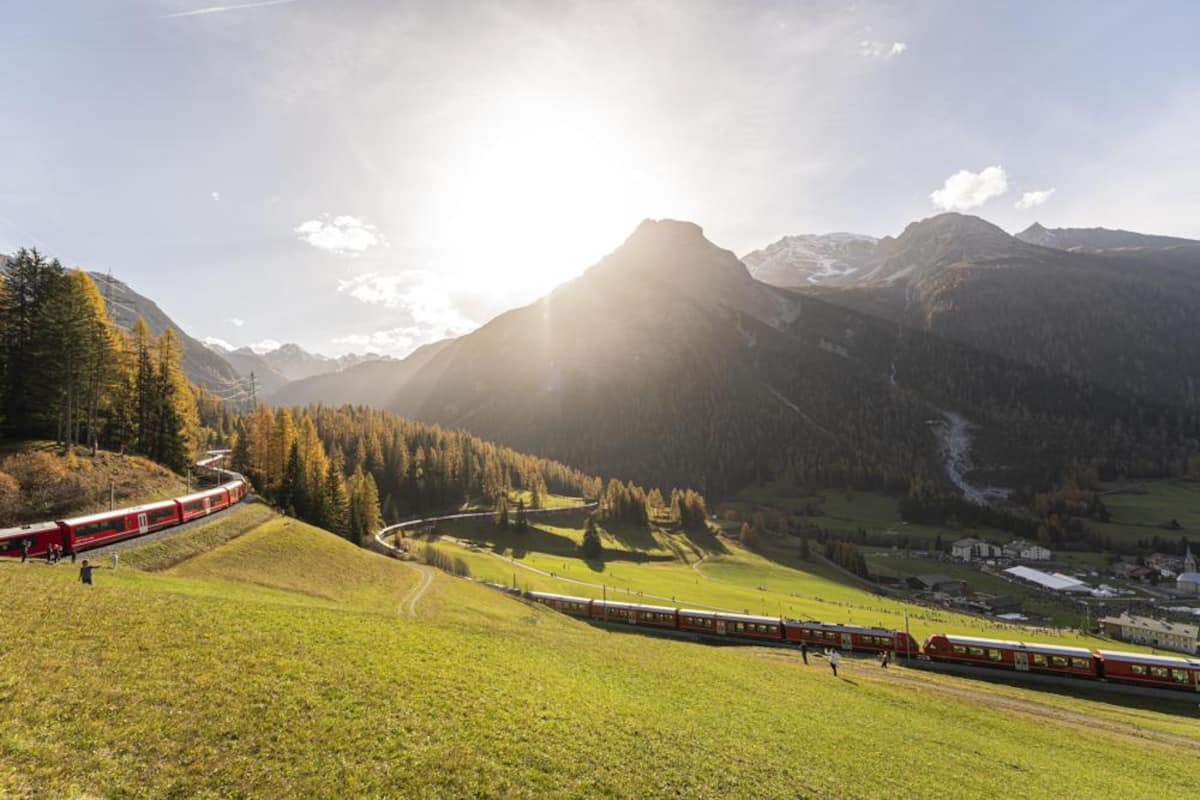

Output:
xmin=187 ymin=467 xmax=192 ymax=493
xmin=110 ymin=478 xmax=115 ymax=511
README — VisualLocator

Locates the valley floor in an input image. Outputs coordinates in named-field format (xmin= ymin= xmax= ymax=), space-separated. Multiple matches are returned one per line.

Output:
xmin=2 ymin=504 xmax=1197 ymax=798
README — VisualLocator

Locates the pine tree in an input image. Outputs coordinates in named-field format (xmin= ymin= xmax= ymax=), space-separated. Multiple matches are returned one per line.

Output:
xmin=152 ymin=328 xmax=198 ymax=471
xmin=0 ymin=249 xmax=67 ymax=435
xmin=581 ymin=516 xmax=603 ymax=559
xmin=515 ymin=497 xmax=528 ymax=530
xmin=494 ymin=494 xmax=509 ymax=528
xmin=323 ymin=454 xmax=349 ymax=537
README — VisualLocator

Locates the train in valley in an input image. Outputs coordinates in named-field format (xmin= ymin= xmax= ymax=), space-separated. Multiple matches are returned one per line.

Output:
xmin=526 ymin=591 xmax=1200 ymax=695
xmin=0 ymin=479 xmax=248 ymax=559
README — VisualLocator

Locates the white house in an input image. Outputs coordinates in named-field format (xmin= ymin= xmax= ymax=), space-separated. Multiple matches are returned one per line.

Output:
xmin=1178 ymin=573 xmax=1200 ymax=596
xmin=952 ymin=538 xmax=1002 ymax=561
xmin=1099 ymin=613 xmax=1199 ymax=655
xmin=1003 ymin=539 xmax=1052 ymax=561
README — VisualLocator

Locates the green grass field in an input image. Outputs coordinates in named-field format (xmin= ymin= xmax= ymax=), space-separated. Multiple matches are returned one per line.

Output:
xmin=435 ymin=512 xmax=1145 ymax=651
xmin=3 ymin=504 xmax=1198 ymax=798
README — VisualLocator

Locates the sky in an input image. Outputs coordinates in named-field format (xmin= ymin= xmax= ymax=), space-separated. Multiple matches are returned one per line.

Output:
xmin=2 ymin=1 xmax=1198 ymax=357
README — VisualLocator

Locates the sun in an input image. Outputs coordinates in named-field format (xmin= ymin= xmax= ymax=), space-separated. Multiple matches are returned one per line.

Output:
xmin=431 ymin=98 xmax=652 ymax=297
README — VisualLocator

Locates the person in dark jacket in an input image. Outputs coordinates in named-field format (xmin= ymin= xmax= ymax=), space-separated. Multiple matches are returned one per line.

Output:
xmin=800 ymin=641 xmax=808 ymax=664
xmin=79 ymin=560 xmax=95 ymax=585
xmin=20 ymin=539 xmax=29 ymax=562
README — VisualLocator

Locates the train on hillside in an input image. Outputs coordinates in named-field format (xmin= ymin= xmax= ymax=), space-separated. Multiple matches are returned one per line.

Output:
xmin=526 ymin=591 xmax=1200 ymax=695
xmin=0 ymin=479 xmax=248 ymax=559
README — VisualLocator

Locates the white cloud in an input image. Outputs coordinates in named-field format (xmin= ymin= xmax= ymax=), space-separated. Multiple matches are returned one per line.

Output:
xmin=1014 ymin=188 xmax=1056 ymax=209
xmin=249 ymin=339 xmax=281 ymax=354
xmin=294 ymin=214 xmax=386 ymax=255
xmin=333 ymin=327 xmax=424 ymax=355
xmin=335 ymin=271 xmax=477 ymax=354
xmin=202 ymin=336 xmax=234 ymax=351
xmin=930 ymin=165 xmax=1009 ymax=211
xmin=229 ymin=317 xmax=245 ymax=327
xmin=861 ymin=40 xmax=907 ymax=58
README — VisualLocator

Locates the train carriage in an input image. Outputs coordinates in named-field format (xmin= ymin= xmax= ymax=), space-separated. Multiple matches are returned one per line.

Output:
xmin=785 ymin=620 xmax=918 ymax=654
xmin=591 ymin=600 xmax=679 ymax=629
xmin=221 ymin=480 xmax=248 ymax=504
xmin=0 ymin=523 xmax=65 ymax=559
xmin=526 ymin=591 xmax=593 ymax=618
xmin=176 ymin=486 xmax=231 ymax=522
xmin=923 ymin=634 xmax=1099 ymax=678
xmin=1098 ymin=650 xmax=1200 ymax=692
xmin=677 ymin=609 xmax=783 ymax=641
xmin=60 ymin=499 xmax=184 ymax=551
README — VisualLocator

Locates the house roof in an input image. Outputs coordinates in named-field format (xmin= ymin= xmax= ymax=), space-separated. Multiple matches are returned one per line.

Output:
xmin=1178 ymin=572 xmax=1200 ymax=583
xmin=1098 ymin=613 xmax=1199 ymax=638
xmin=1004 ymin=565 xmax=1087 ymax=591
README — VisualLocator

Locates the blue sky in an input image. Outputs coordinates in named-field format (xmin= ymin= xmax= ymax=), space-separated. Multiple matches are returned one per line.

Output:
xmin=2 ymin=1 xmax=1197 ymax=356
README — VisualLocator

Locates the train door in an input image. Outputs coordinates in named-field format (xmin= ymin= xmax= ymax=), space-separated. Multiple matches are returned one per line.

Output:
xmin=716 ymin=620 xmax=728 ymax=635
xmin=204 ymin=497 xmax=212 ymax=515
xmin=1014 ymin=652 xmax=1029 ymax=672
xmin=137 ymin=513 xmax=149 ymax=535
xmin=840 ymin=633 xmax=852 ymax=650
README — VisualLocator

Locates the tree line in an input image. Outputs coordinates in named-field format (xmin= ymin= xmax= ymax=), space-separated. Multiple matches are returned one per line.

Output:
xmin=0 ymin=249 xmax=200 ymax=471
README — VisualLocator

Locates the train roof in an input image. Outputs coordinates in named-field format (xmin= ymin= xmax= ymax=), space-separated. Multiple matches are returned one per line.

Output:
xmin=784 ymin=620 xmax=900 ymax=637
xmin=594 ymin=599 xmax=678 ymax=613
xmin=60 ymin=498 xmax=179 ymax=527
xmin=1097 ymin=650 xmax=1200 ymax=667
xmin=176 ymin=486 xmax=230 ymax=504
xmin=526 ymin=591 xmax=592 ymax=604
xmin=0 ymin=522 xmax=61 ymax=540
xmin=936 ymin=634 xmax=1093 ymax=658
xmin=678 ymin=609 xmax=781 ymax=625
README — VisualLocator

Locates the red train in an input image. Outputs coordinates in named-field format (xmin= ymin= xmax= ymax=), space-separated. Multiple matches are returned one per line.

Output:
xmin=0 ymin=479 xmax=248 ymax=559
xmin=525 ymin=591 xmax=1200 ymax=694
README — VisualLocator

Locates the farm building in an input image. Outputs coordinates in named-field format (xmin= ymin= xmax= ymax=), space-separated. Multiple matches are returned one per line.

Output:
xmin=1002 ymin=539 xmax=1052 ymax=561
xmin=1003 ymin=565 xmax=1091 ymax=594
xmin=906 ymin=574 xmax=966 ymax=595
xmin=1098 ymin=613 xmax=1198 ymax=655
xmin=952 ymin=538 xmax=1002 ymax=561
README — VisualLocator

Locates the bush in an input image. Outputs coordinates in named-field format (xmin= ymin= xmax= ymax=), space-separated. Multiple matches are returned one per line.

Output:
xmin=0 ymin=471 xmax=20 ymax=520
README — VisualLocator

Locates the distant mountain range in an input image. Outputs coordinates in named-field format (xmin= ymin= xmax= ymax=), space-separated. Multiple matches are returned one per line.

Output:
xmin=250 ymin=217 xmax=1191 ymax=496
xmin=12 ymin=210 xmax=1196 ymax=500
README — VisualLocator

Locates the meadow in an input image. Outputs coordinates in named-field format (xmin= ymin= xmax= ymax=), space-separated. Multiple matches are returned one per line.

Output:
xmin=2 ymin=504 xmax=1197 ymax=798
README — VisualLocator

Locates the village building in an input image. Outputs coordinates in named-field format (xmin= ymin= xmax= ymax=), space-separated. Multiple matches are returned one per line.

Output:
xmin=1003 ymin=565 xmax=1092 ymax=594
xmin=951 ymin=538 xmax=1002 ymax=561
xmin=1098 ymin=613 xmax=1199 ymax=655
xmin=907 ymin=574 xmax=967 ymax=595
xmin=1178 ymin=572 xmax=1200 ymax=596
xmin=1002 ymin=539 xmax=1052 ymax=561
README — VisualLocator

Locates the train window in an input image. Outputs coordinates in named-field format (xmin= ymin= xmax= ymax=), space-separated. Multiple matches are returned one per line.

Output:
xmin=75 ymin=517 xmax=126 ymax=538
xmin=1051 ymin=656 xmax=1068 ymax=667
xmin=988 ymin=649 xmax=1003 ymax=662
xmin=1172 ymin=669 xmax=1189 ymax=683
xmin=968 ymin=647 xmax=985 ymax=657
xmin=1032 ymin=654 xmax=1047 ymax=666
xmin=1130 ymin=664 xmax=1146 ymax=675
xmin=149 ymin=507 xmax=177 ymax=523
xmin=1150 ymin=667 xmax=1168 ymax=678
xmin=1071 ymin=658 xmax=1090 ymax=669
xmin=735 ymin=622 xmax=745 ymax=631
xmin=952 ymin=645 xmax=967 ymax=654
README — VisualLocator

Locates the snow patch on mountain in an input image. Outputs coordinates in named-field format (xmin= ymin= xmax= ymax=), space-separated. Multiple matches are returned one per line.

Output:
xmin=743 ymin=233 xmax=878 ymax=288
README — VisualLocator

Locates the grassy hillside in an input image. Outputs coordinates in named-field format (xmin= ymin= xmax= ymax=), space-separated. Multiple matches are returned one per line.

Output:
xmin=2 ymin=506 xmax=1197 ymax=798
xmin=432 ymin=511 xmax=1136 ymax=650
xmin=0 ymin=442 xmax=188 ymax=523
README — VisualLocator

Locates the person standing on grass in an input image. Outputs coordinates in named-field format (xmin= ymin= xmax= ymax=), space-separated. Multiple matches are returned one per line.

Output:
xmin=829 ymin=649 xmax=841 ymax=677
xmin=79 ymin=560 xmax=95 ymax=585
xmin=880 ymin=650 xmax=890 ymax=669
xmin=20 ymin=539 xmax=28 ymax=562
xmin=800 ymin=641 xmax=808 ymax=665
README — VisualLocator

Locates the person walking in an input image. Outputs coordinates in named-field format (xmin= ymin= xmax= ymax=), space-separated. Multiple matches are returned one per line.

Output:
xmin=829 ymin=649 xmax=841 ymax=677
xmin=800 ymin=641 xmax=809 ymax=665
xmin=20 ymin=539 xmax=28 ymax=563
xmin=879 ymin=650 xmax=890 ymax=669
xmin=79 ymin=559 xmax=95 ymax=585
